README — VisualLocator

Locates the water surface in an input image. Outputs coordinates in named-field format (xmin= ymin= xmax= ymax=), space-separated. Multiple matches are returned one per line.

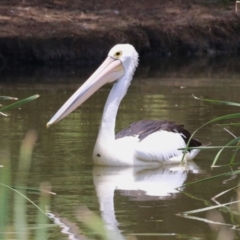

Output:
xmin=1 ymin=58 xmax=240 ymax=239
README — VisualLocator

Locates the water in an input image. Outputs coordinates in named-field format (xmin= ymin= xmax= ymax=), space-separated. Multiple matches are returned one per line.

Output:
xmin=1 ymin=58 xmax=240 ymax=239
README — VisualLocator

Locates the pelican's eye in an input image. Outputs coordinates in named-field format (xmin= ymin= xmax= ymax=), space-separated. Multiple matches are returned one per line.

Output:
xmin=114 ymin=50 xmax=122 ymax=59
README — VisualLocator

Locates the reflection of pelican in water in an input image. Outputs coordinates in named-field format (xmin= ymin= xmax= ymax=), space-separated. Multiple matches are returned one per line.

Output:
xmin=93 ymin=163 xmax=200 ymax=239
xmin=47 ymin=44 xmax=202 ymax=166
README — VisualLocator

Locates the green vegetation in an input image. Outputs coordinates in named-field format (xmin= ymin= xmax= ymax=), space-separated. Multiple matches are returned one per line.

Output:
xmin=0 ymin=94 xmax=114 ymax=240
xmin=0 ymin=95 xmax=56 ymax=239
xmin=178 ymin=95 xmax=240 ymax=229
xmin=0 ymin=94 xmax=40 ymax=116
xmin=182 ymin=95 xmax=240 ymax=167
xmin=0 ymin=131 xmax=56 ymax=239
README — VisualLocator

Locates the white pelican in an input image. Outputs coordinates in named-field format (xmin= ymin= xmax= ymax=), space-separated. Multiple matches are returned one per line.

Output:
xmin=47 ymin=44 xmax=202 ymax=166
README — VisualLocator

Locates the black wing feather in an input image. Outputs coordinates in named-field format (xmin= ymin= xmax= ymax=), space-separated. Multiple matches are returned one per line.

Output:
xmin=115 ymin=120 xmax=201 ymax=148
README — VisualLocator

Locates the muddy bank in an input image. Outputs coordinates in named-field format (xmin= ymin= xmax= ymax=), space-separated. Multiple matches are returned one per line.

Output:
xmin=1 ymin=25 xmax=239 ymax=66
xmin=2 ymin=55 xmax=240 ymax=84
xmin=0 ymin=1 xmax=240 ymax=66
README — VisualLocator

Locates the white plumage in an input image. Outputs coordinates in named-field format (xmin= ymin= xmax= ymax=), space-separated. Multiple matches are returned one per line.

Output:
xmin=47 ymin=44 xmax=202 ymax=166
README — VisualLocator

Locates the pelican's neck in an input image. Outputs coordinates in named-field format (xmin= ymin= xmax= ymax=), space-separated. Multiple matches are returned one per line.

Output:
xmin=96 ymin=52 xmax=138 ymax=145
xmin=97 ymin=76 xmax=130 ymax=142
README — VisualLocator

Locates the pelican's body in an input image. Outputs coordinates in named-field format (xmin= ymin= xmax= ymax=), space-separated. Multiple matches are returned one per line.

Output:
xmin=93 ymin=119 xmax=201 ymax=166
xmin=47 ymin=44 xmax=202 ymax=166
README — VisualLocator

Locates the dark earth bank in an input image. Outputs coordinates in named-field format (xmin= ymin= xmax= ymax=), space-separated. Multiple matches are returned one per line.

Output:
xmin=0 ymin=0 xmax=240 ymax=67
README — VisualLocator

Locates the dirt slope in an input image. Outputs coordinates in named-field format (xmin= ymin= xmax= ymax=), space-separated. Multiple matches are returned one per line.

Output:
xmin=0 ymin=0 xmax=239 ymax=65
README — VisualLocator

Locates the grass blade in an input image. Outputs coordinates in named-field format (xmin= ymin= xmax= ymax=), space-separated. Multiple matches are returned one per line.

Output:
xmin=0 ymin=96 xmax=18 ymax=100
xmin=76 ymin=207 xmax=110 ymax=240
xmin=211 ymin=185 xmax=240 ymax=204
xmin=193 ymin=95 xmax=240 ymax=107
xmin=0 ymin=94 xmax=40 ymax=112
xmin=218 ymin=123 xmax=240 ymax=126
xmin=0 ymin=182 xmax=49 ymax=218
xmin=192 ymin=113 xmax=240 ymax=135
xmin=211 ymin=137 xmax=240 ymax=167
xmin=182 ymin=112 xmax=240 ymax=162
xmin=0 ymin=151 xmax=11 ymax=239
xmin=179 ymin=170 xmax=240 ymax=188
xmin=180 ymin=146 xmax=240 ymax=150
xmin=178 ymin=200 xmax=240 ymax=215
xmin=181 ymin=96 xmax=240 ymax=162
xmin=14 ymin=130 xmax=38 ymax=240
xmin=177 ymin=213 xmax=237 ymax=228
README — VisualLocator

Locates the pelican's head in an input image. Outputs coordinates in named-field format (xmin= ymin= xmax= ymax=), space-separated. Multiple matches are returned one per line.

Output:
xmin=47 ymin=44 xmax=139 ymax=127
xmin=108 ymin=44 xmax=139 ymax=75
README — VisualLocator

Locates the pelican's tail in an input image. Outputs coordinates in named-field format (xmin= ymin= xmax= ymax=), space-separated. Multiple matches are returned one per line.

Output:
xmin=169 ymin=142 xmax=211 ymax=163
xmin=185 ymin=142 xmax=211 ymax=161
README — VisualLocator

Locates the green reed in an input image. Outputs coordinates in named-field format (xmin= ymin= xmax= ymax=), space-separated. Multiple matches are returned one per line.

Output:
xmin=181 ymin=95 xmax=240 ymax=167
xmin=178 ymin=96 xmax=240 ymax=228
xmin=0 ymin=94 xmax=111 ymax=239
xmin=0 ymin=94 xmax=40 ymax=115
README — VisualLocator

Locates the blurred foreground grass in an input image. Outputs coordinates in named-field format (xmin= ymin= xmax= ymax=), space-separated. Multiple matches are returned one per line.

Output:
xmin=0 ymin=95 xmax=56 ymax=239
xmin=0 ymin=130 xmax=54 ymax=240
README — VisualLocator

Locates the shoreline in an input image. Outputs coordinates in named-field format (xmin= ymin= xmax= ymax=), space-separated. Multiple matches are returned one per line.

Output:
xmin=0 ymin=1 xmax=240 ymax=66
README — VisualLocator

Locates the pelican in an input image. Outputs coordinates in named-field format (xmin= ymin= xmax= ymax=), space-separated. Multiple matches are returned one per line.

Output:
xmin=47 ymin=44 xmax=202 ymax=166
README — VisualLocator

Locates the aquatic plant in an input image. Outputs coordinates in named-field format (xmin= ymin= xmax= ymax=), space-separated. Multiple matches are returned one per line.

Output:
xmin=0 ymin=131 xmax=56 ymax=240
xmin=177 ymin=95 xmax=240 ymax=233
xmin=0 ymin=94 xmax=40 ymax=116
xmin=182 ymin=95 xmax=240 ymax=167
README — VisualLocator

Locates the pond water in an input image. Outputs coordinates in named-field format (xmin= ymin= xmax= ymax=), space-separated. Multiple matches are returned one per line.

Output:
xmin=1 ymin=57 xmax=240 ymax=239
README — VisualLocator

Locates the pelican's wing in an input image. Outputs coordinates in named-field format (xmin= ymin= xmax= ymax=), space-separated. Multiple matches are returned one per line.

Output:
xmin=134 ymin=130 xmax=188 ymax=163
xmin=116 ymin=120 xmax=202 ymax=163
